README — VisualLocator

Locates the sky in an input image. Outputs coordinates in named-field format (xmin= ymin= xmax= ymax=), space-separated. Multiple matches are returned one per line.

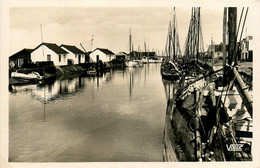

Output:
xmin=9 ymin=7 xmax=254 ymax=56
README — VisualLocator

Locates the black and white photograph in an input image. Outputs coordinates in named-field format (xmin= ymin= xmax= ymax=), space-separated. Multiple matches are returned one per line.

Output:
xmin=1 ymin=0 xmax=259 ymax=167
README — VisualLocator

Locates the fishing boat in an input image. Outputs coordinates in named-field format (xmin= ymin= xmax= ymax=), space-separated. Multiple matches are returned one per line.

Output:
xmin=161 ymin=8 xmax=182 ymax=80
xmin=138 ymin=60 xmax=144 ymax=67
xmin=126 ymin=28 xmax=140 ymax=68
xmin=163 ymin=7 xmax=252 ymax=162
xmin=161 ymin=59 xmax=181 ymax=80
xmin=126 ymin=60 xmax=138 ymax=67
xmin=11 ymin=71 xmax=43 ymax=81
xmin=86 ymin=70 xmax=97 ymax=76
xmin=141 ymin=57 xmax=148 ymax=64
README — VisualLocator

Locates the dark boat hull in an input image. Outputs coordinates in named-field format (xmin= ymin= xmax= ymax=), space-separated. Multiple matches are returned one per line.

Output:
xmin=161 ymin=71 xmax=180 ymax=80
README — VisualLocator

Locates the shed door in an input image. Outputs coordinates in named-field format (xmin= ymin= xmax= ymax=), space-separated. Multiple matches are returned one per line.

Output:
xmin=47 ymin=55 xmax=51 ymax=61
xmin=78 ymin=55 xmax=81 ymax=64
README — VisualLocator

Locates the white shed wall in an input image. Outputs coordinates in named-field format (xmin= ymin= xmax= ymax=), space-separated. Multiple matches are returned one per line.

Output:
xmin=31 ymin=45 xmax=68 ymax=66
xmin=90 ymin=50 xmax=115 ymax=63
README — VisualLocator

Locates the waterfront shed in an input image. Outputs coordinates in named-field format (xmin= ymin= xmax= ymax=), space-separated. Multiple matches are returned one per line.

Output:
xmin=90 ymin=48 xmax=115 ymax=63
xmin=9 ymin=48 xmax=34 ymax=67
xmin=31 ymin=43 xmax=68 ymax=66
xmin=60 ymin=44 xmax=86 ymax=64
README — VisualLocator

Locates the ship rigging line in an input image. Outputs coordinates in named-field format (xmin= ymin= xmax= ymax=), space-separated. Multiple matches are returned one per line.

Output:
xmin=216 ymin=7 xmax=249 ymax=109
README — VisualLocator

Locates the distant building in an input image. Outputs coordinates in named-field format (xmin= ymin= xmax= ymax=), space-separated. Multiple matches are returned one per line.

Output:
xmin=9 ymin=48 xmax=34 ymax=67
xmin=116 ymin=52 xmax=128 ymax=60
xmin=60 ymin=44 xmax=86 ymax=64
xmin=240 ymin=36 xmax=253 ymax=62
xmin=31 ymin=43 xmax=68 ymax=66
xmin=207 ymin=43 xmax=228 ymax=60
xmin=141 ymin=52 xmax=156 ymax=57
xmin=129 ymin=51 xmax=157 ymax=59
xmin=90 ymin=48 xmax=115 ymax=63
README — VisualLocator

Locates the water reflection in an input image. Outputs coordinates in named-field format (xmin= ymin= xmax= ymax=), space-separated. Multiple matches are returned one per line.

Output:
xmin=9 ymin=64 xmax=167 ymax=162
xmin=129 ymin=68 xmax=134 ymax=100
xmin=162 ymin=78 xmax=179 ymax=100
xmin=10 ymin=75 xmax=85 ymax=103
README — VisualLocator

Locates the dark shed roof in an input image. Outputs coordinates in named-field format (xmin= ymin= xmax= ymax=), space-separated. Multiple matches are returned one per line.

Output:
xmin=34 ymin=43 xmax=68 ymax=54
xmin=9 ymin=48 xmax=34 ymax=58
xmin=94 ymin=48 xmax=114 ymax=55
xmin=60 ymin=44 xmax=85 ymax=54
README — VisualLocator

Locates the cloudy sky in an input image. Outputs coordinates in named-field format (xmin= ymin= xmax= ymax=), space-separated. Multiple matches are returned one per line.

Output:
xmin=9 ymin=7 xmax=253 ymax=55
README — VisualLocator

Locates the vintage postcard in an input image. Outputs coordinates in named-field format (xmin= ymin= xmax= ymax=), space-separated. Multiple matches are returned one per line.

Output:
xmin=1 ymin=0 xmax=259 ymax=168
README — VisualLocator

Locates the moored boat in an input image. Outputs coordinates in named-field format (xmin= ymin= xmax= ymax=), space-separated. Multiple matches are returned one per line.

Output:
xmin=163 ymin=7 xmax=253 ymax=162
xmin=126 ymin=60 xmax=138 ymax=67
xmin=163 ymin=66 xmax=252 ymax=161
xmin=11 ymin=71 xmax=43 ymax=81
xmin=161 ymin=58 xmax=181 ymax=80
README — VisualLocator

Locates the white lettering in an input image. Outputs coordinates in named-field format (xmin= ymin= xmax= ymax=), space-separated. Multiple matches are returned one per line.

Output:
xmin=226 ymin=144 xmax=244 ymax=151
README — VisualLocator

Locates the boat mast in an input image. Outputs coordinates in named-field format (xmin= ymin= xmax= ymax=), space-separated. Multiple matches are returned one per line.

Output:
xmin=228 ymin=8 xmax=237 ymax=65
xmin=129 ymin=28 xmax=132 ymax=59
xmin=144 ymin=39 xmax=147 ymax=58
xmin=211 ymin=36 xmax=214 ymax=67
xmin=190 ymin=8 xmax=193 ymax=59
xmin=197 ymin=8 xmax=200 ymax=64
xmin=168 ymin=21 xmax=172 ymax=60
xmin=222 ymin=8 xmax=227 ymax=83
xmin=173 ymin=8 xmax=176 ymax=61
xmin=40 ymin=24 xmax=45 ymax=57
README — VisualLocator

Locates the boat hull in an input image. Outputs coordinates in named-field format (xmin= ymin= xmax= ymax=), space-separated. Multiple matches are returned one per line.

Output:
xmin=126 ymin=61 xmax=139 ymax=67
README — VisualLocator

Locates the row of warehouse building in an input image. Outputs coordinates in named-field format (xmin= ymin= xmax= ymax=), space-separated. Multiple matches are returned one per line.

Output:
xmin=9 ymin=42 xmax=117 ymax=68
xmin=9 ymin=42 xmax=157 ymax=68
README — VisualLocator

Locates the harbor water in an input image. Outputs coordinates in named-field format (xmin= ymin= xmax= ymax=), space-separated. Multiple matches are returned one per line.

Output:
xmin=9 ymin=64 xmax=169 ymax=162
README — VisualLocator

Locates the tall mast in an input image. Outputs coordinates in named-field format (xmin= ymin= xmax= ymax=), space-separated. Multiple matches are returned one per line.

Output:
xmin=228 ymin=7 xmax=237 ymax=65
xmin=129 ymin=28 xmax=132 ymax=57
xmin=190 ymin=8 xmax=194 ymax=59
xmin=197 ymin=8 xmax=200 ymax=63
xmin=168 ymin=21 xmax=172 ymax=60
xmin=91 ymin=35 xmax=94 ymax=51
xmin=222 ymin=8 xmax=227 ymax=83
xmin=40 ymin=24 xmax=44 ymax=57
xmin=144 ymin=39 xmax=147 ymax=57
xmin=211 ymin=35 xmax=214 ymax=67
xmin=173 ymin=7 xmax=176 ymax=60
xmin=193 ymin=8 xmax=196 ymax=59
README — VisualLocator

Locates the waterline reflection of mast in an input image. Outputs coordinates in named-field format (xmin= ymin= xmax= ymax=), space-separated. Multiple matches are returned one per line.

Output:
xmin=43 ymin=84 xmax=46 ymax=122
xmin=97 ymin=76 xmax=99 ymax=90
xmin=129 ymin=69 xmax=133 ymax=100
xmin=144 ymin=64 xmax=147 ymax=86
xmin=92 ymin=77 xmax=95 ymax=99
xmin=41 ymin=24 xmax=46 ymax=122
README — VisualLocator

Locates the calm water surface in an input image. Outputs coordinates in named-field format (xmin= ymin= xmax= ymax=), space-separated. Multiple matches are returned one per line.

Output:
xmin=9 ymin=64 xmax=170 ymax=162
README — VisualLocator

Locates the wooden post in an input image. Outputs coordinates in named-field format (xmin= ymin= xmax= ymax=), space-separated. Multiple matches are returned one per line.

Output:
xmin=228 ymin=7 xmax=237 ymax=65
